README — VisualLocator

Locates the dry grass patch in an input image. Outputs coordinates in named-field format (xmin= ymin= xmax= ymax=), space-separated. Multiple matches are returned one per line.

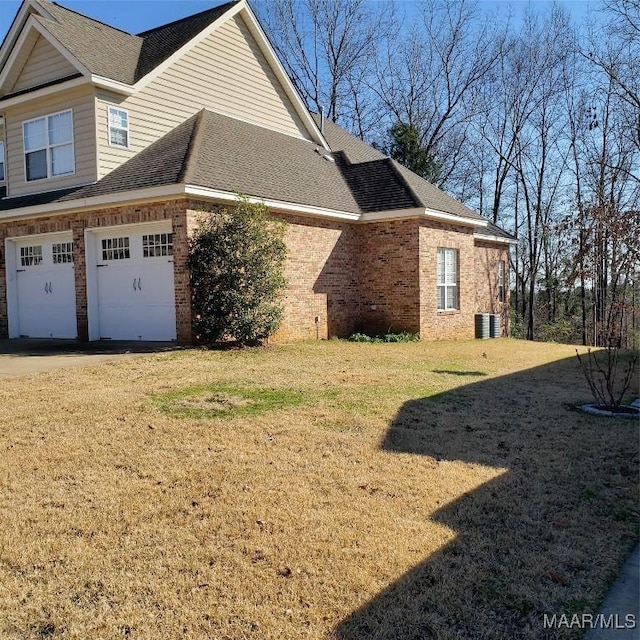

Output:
xmin=0 ymin=339 xmax=637 ymax=639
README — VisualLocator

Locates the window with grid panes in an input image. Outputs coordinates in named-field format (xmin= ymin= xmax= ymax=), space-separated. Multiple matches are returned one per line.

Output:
xmin=142 ymin=233 xmax=173 ymax=257
xmin=102 ymin=237 xmax=130 ymax=260
xmin=436 ymin=248 xmax=459 ymax=310
xmin=108 ymin=107 xmax=129 ymax=148
xmin=52 ymin=242 xmax=73 ymax=264
xmin=20 ymin=245 xmax=43 ymax=266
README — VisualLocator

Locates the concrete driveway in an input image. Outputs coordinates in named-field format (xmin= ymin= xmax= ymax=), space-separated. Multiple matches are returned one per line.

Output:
xmin=0 ymin=339 xmax=182 ymax=376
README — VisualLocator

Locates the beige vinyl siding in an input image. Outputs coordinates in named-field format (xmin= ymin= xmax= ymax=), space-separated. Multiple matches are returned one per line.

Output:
xmin=10 ymin=35 xmax=78 ymax=94
xmin=95 ymin=93 xmax=135 ymax=178
xmin=97 ymin=14 xmax=309 ymax=179
xmin=0 ymin=123 xmax=5 ymax=184
xmin=5 ymin=85 xmax=97 ymax=197
xmin=0 ymin=29 xmax=39 ymax=98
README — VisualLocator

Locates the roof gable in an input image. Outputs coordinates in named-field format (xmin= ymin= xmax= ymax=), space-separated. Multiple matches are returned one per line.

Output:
xmin=8 ymin=31 xmax=77 ymax=94
xmin=0 ymin=0 xmax=326 ymax=145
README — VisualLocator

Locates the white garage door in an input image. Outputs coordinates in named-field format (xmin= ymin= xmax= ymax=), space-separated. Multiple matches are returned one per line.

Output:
xmin=13 ymin=233 xmax=77 ymax=339
xmin=91 ymin=224 xmax=176 ymax=341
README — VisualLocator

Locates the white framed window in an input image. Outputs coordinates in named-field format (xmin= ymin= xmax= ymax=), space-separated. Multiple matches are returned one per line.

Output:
xmin=20 ymin=245 xmax=43 ymax=267
xmin=498 ymin=260 xmax=505 ymax=303
xmin=437 ymin=248 xmax=459 ymax=311
xmin=52 ymin=242 xmax=74 ymax=264
xmin=108 ymin=107 xmax=129 ymax=148
xmin=142 ymin=233 xmax=173 ymax=257
xmin=23 ymin=109 xmax=74 ymax=181
xmin=0 ymin=141 xmax=5 ymax=182
xmin=102 ymin=237 xmax=130 ymax=261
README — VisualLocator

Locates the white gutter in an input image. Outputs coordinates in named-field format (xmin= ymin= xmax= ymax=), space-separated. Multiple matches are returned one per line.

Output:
xmin=359 ymin=208 xmax=425 ymax=222
xmin=473 ymin=232 xmax=518 ymax=245
xmin=0 ymin=76 xmax=88 ymax=108
xmin=91 ymin=76 xmax=136 ymax=96
xmin=0 ymin=184 xmax=184 ymax=221
xmin=185 ymin=186 xmax=360 ymax=221
xmin=423 ymin=207 xmax=488 ymax=227
xmin=0 ymin=182 xmax=497 ymax=230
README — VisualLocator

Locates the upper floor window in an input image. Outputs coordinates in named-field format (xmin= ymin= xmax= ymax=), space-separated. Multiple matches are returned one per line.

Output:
xmin=0 ymin=141 xmax=4 ymax=182
xmin=108 ymin=107 xmax=129 ymax=148
xmin=437 ymin=247 xmax=459 ymax=311
xmin=23 ymin=109 xmax=74 ymax=182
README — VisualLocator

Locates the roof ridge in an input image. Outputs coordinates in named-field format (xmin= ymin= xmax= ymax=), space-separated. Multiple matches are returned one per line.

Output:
xmin=387 ymin=159 xmax=424 ymax=208
xmin=136 ymin=1 xmax=238 ymax=37
xmin=50 ymin=2 xmax=138 ymax=37
xmin=179 ymin=110 xmax=208 ymax=183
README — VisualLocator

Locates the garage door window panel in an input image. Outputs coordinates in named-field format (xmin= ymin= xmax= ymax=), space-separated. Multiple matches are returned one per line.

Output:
xmin=53 ymin=242 xmax=73 ymax=264
xmin=20 ymin=245 xmax=43 ymax=267
xmin=102 ymin=237 xmax=130 ymax=260
xmin=143 ymin=233 xmax=173 ymax=257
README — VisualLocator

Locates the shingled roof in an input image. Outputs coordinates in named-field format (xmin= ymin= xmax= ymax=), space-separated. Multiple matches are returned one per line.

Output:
xmin=0 ymin=110 xmax=361 ymax=214
xmin=0 ymin=109 xmax=512 ymax=237
xmin=316 ymin=114 xmax=485 ymax=222
xmin=23 ymin=0 xmax=238 ymax=85
xmin=335 ymin=154 xmax=420 ymax=212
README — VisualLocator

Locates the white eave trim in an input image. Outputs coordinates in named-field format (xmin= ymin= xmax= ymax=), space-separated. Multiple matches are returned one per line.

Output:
xmin=90 ymin=75 xmax=136 ymax=96
xmin=0 ymin=75 xmax=88 ymax=108
xmin=360 ymin=208 xmax=425 ymax=222
xmin=0 ymin=184 xmax=185 ymax=221
xmin=185 ymin=185 xmax=360 ymax=221
xmin=473 ymin=232 xmax=518 ymax=245
xmin=0 ymin=16 xmax=90 ymax=91
xmin=0 ymin=183 xmax=361 ymax=222
xmin=423 ymin=207 xmax=488 ymax=227
xmin=0 ymin=0 xmax=56 ymax=72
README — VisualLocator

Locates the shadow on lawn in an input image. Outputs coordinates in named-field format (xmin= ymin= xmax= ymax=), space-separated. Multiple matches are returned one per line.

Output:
xmin=335 ymin=354 xmax=639 ymax=640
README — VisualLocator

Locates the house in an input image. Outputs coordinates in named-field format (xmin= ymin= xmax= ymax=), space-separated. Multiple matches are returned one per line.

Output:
xmin=0 ymin=0 xmax=515 ymax=344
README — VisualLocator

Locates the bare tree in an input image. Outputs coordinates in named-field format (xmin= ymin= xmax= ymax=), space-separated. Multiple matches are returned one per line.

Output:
xmin=374 ymin=0 xmax=502 ymax=190
xmin=255 ymin=0 xmax=395 ymax=137
xmin=509 ymin=7 xmax=575 ymax=340
xmin=588 ymin=0 xmax=640 ymax=156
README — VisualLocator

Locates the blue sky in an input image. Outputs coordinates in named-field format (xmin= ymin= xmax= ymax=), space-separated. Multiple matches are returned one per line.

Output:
xmin=0 ymin=0 xmax=603 ymax=45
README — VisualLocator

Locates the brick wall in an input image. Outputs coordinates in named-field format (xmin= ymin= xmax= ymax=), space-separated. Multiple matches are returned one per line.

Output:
xmin=186 ymin=204 xmax=361 ymax=342
xmin=0 ymin=197 xmax=511 ymax=344
xmin=418 ymin=220 xmax=476 ymax=340
xmin=276 ymin=213 xmax=360 ymax=341
xmin=474 ymin=240 xmax=511 ymax=336
xmin=356 ymin=219 xmax=421 ymax=335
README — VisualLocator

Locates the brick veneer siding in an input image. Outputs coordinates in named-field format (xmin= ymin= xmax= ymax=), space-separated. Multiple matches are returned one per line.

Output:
xmin=277 ymin=213 xmax=360 ymax=341
xmin=356 ymin=219 xmax=421 ymax=335
xmin=418 ymin=220 xmax=476 ymax=340
xmin=0 ymin=199 xmax=190 ymax=341
xmin=0 ymin=197 xmax=510 ymax=344
xmin=474 ymin=240 xmax=510 ymax=336
xmin=186 ymin=204 xmax=361 ymax=342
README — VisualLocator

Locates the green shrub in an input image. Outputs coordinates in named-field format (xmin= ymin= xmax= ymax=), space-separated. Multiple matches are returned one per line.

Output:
xmin=189 ymin=196 xmax=287 ymax=346
xmin=536 ymin=318 xmax=573 ymax=343
xmin=348 ymin=331 xmax=419 ymax=343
